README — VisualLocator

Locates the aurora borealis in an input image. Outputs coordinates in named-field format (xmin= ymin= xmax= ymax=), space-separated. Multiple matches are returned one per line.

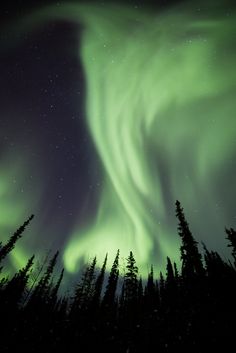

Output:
xmin=0 ymin=0 xmax=236 ymax=279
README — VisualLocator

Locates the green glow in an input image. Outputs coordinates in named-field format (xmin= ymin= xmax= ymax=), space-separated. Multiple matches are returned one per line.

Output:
xmin=62 ymin=2 xmax=236 ymax=274
xmin=2 ymin=1 xmax=236 ymax=277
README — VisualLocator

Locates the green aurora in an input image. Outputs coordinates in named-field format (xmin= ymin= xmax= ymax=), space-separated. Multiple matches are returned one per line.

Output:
xmin=1 ymin=1 xmax=236 ymax=277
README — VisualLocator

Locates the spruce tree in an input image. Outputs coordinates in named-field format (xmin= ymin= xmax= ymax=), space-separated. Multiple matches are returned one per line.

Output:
xmin=166 ymin=257 xmax=174 ymax=284
xmin=203 ymin=242 xmax=226 ymax=278
xmin=38 ymin=251 xmax=59 ymax=292
xmin=29 ymin=250 xmax=59 ymax=305
xmin=4 ymin=255 xmax=35 ymax=307
xmin=159 ymin=271 xmax=165 ymax=304
xmin=0 ymin=214 xmax=34 ymax=263
xmin=138 ymin=276 xmax=143 ymax=301
xmin=72 ymin=256 xmax=97 ymax=312
xmin=175 ymin=200 xmax=204 ymax=279
xmin=102 ymin=250 xmax=120 ymax=308
xmin=92 ymin=254 xmax=107 ymax=306
xmin=145 ymin=265 xmax=156 ymax=311
xmin=50 ymin=268 xmax=64 ymax=305
xmin=225 ymin=227 xmax=236 ymax=264
xmin=123 ymin=251 xmax=138 ymax=304
xmin=165 ymin=257 xmax=178 ymax=305
xmin=173 ymin=262 xmax=179 ymax=279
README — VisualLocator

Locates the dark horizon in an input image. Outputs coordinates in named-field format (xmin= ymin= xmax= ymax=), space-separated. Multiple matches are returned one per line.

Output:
xmin=0 ymin=199 xmax=236 ymax=352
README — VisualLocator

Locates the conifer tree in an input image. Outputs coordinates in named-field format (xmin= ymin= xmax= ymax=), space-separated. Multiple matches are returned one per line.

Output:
xmin=72 ymin=256 xmax=97 ymax=312
xmin=146 ymin=265 xmax=154 ymax=294
xmin=92 ymin=254 xmax=107 ymax=306
xmin=85 ymin=256 xmax=97 ymax=298
xmin=30 ymin=251 xmax=59 ymax=304
xmin=138 ymin=276 xmax=143 ymax=301
xmin=123 ymin=251 xmax=138 ymax=304
xmin=50 ymin=268 xmax=64 ymax=305
xmin=102 ymin=250 xmax=120 ymax=308
xmin=173 ymin=262 xmax=179 ymax=279
xmin=23 ymin=250 xmax=51 ymax=305
xmin=203 ymin=242 xmax=226 ymax=278
xmin=0 ymin=215 xmax=34 ymax=263
xmin=159 ymin=271 xmax=165 ymax=304
xmin=175 ymin=200 xmax=204 ymax=278
xmin=38 ymin=251 xmax=59 ymax=292
xmin=225 ymin=227 xmax=236 ymax=264
xmin=166 ymin=257 xmax=175 ymax=284
xmin=155 ymin=279 xmax=161 ymax=308
xmin=165 ymin=257 xmax=178 ymax=305
xmin=4 ymin=255 xmax=35 ymax=306
xmin=145 ymin=265 xmax=156 ymax=310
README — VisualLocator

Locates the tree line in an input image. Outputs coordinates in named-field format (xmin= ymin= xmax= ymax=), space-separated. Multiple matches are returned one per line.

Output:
xmin=0 ymin=200 xmax=236 ymax=352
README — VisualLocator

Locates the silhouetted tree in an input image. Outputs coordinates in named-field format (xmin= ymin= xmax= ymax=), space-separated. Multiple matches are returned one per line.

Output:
xmin=0 ymin=215 xmax=34 ymax=263
xmin=138 ymin=276 xmax=143 ymax=303
xmin=38 ymin=251 xmax=59 ymax=292
xmin=92 ymin=254 xmax=107 ymax=307
xmin=123 ymin=251 xmax=138 ymax=304
xmin=23 ymin=250 xmax=51 ymax=305
xmin=165 ymin=256 xmax=179 ymax=307
xmin=203 ymin=242 xmax=229 ymax=279
xmin=102 ymin=250 xmax=119 ymax=309
xmin=166 ymin=257 xmax=174 ymax=283
xmin=2 ymin=255 xmax=35 ymax=308
xmin=145 ymin=265 xmax=156 ymax=311
xmin=50 ymin=268 xmax=64 ymax=306
xmin=72 ymin=256 xmax=97 ymax=313
xmin=175 ymin=200 xmax=204 ymax=279
xmin=29 ymin=251 xmax=59 ymax=307
xmin=173 ymin=262 xmax=179 ymax=279
xmin=1 ymin=201 xmax=236 ymax=353
xmin=225 ymin=227 xmax=236 ymax=264
xmin=159 ymin=271 xmax=165 ymax=304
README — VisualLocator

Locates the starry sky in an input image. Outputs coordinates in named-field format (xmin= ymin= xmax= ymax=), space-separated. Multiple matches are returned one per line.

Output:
xmin=0 ymin=0 xmax=236 ymax=279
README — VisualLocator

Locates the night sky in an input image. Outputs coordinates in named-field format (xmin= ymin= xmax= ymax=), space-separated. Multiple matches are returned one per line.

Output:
xmin=0 ymin=0 xmax=236 ymax=280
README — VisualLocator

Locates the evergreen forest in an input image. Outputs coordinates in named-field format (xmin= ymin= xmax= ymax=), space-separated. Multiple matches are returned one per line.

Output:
xmin=0 ymin=200 xmax=236 ymax=352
